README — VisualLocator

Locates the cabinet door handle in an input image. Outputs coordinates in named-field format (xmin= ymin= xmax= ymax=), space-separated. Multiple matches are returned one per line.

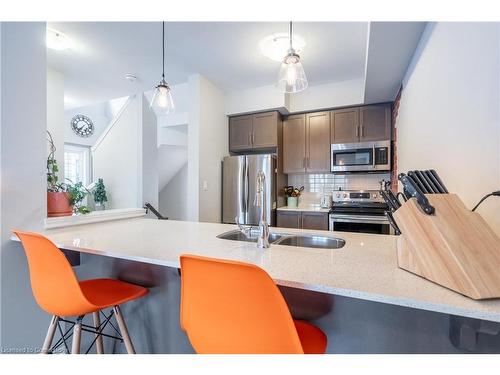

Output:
xmin=307 ymin=157 xmax=310 ymax=168
xmin=356 ymin=126 xmax=359 ymax=137
xmin=248 ymin=133 xmax=252 ymax=145
xmin=302 ymin=157 xmax=306 ymax=169
xmin=360 ymin=126 xmax=364 ymax=138
xmin=252 ymin=132 xmax=255 ymax=144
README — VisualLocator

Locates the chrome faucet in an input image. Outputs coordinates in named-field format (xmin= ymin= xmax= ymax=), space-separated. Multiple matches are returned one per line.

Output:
xmin=254 ymin=170 xmax=270 ymax=248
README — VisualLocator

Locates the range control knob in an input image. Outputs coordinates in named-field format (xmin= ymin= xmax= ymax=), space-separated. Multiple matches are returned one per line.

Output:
xmin=343 ymin=193 xmax=348 ymax=198
xmin=372 ymin=193 xmax=378 ymax=199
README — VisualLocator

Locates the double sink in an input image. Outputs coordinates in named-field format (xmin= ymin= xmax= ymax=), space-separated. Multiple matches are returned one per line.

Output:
xmin=217 ymin=229 xmax=345 ymax=249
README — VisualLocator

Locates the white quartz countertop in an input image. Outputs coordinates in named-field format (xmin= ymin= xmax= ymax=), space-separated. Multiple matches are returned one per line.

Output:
xmin=277 ymin=205 xmax=330 ymax=213
xmin=17 ymin=218 xmax=500 ymax=322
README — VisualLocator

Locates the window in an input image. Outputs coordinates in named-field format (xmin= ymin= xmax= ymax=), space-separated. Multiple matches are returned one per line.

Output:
xmin=64 ymin=144 xmax=91 ymax=186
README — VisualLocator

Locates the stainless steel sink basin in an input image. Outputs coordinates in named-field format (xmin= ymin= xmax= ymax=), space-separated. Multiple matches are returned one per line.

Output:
xmin=217 ymin=230 xmax=283 ymax=243
xmin=217 ymin=230 xmax=345 ymax=249
xmin=274 ymin=235 xmax=345 ymax=249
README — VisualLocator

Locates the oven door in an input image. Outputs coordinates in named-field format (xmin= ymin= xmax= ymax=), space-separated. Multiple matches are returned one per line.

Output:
xmin=329 ymin=214 xmax=392 ymax=235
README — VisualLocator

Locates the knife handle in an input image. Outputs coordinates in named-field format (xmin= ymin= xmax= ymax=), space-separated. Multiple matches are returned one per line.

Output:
xmin=399 ymin=173 xmax=435 ymax=215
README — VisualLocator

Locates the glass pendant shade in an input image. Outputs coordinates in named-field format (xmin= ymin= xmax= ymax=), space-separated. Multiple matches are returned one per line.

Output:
xmin=151 ymin=22 xmax=174 ymax=115
xmin=277 ymin=51 xmax=308 ymax=93
xmin=150 ymin=80 xmax=174 ymax=115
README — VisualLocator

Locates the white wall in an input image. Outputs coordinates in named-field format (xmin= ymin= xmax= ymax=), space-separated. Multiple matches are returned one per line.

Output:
xmin=65 ymin=101 xmax=111 ymax=146
xmin=47 ymin=68 xmax=65 ymax=181
xmin=224 ymin=78 xmax=365 ymax=116
xmin=1 ymin=22 xmax=49 ymax=350
xmin=159 ymin=163 xmax=189 ymax=220
xmin=92 ymin=94 xmax=157 ymax=210
xmin=397 ymin=22 xmax=500 ymax=236
xmin=92 ymin=95 xmax=141 ymax=209
xmin=187 ymin=75 xmax=200 ymax=221
xmin=225 ymin=83 xmax=289 ymax=115
xmin=186 ymin=74 xmax=227 ymax=222
xmin=198 ymin=76 xmax=228 ymax=222
xmin=141 ymin=94 xmax=158 ymax=209
xmin=288 ymin=78 xmax=365 ymax=113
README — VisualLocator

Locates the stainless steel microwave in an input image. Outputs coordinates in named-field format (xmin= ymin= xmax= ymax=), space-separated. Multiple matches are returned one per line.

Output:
xmin=331 ymin=140 xmax=391 ymax=172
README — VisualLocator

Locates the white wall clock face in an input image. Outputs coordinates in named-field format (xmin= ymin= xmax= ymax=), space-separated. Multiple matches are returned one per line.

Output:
xmin=71 ymin=115 xmax=94 ymax=138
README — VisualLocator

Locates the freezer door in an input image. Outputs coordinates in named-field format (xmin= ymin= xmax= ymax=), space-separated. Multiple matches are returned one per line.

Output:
xmin=246 ymin=154 xmax=274 ymax=226
xmin=222 ymin=155 xmax=247 ymax=224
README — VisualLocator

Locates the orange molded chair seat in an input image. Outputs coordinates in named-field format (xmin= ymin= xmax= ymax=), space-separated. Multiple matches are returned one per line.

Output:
xmin=294 ymin=320 xmax=327 ymax=354
xmin=79 ymin=279 xmax=148 ymax=312
xmin=180 ymin=254 xmax=328 ymax=354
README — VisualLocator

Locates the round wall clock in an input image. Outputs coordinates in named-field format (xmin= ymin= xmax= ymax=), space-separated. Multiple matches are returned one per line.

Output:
xmin=71 ymin=114 xmax=94 ymax=138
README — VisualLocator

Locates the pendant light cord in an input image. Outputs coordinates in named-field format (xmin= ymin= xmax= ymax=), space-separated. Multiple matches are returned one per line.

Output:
xmin=162 ymin=21 xmax=165 ymax=79
xmin=289 ymin=21 xmax=293 ymax=50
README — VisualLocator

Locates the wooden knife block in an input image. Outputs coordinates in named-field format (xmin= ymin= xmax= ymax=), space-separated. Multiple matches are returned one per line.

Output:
xmin=393 ymin=194 xmax=500 ymax=300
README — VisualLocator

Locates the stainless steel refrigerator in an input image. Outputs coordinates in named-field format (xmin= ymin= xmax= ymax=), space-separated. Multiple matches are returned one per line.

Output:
xmin=222 ymin=154 xmax=277 ymax=226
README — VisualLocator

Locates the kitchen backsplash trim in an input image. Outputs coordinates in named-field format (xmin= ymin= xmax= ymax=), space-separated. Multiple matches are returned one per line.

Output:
xmin=287 ymin=173 xmax=391 ymax=206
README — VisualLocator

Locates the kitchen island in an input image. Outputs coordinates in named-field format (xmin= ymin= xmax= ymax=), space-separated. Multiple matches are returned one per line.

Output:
xmin=14 ymin=218 xmax=500 ymax=353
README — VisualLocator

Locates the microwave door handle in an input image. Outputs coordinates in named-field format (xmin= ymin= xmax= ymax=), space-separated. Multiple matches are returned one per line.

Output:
xmin=372 ymin=145 xmax=376 ymax=166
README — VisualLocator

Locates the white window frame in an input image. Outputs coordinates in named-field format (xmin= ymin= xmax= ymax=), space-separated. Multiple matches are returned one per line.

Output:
xmin=64 ymin=143 xmax=92 ymax=187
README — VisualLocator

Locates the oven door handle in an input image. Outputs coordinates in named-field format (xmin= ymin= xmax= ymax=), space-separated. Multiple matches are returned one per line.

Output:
xmin=330 ymin=215 xmax=389 ymax=225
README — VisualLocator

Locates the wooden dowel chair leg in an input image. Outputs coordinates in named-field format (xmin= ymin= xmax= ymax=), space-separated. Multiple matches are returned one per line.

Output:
xmin=41 ymin=315 xmax=59 ymax=354
xmin=71 ymin=316 xmax=83 ymax=354
xmin=92 ymin=311 xmax=104 ymax=354
xmin=113 ymin=305 xmax=136 ymax=354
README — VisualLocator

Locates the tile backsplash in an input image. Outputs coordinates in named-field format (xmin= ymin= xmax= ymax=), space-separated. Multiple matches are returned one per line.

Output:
xmin=286 ymin=173 xmax=391 ymax=206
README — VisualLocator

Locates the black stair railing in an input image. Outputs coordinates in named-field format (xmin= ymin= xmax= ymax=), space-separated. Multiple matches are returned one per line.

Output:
xmin=143 ymin=202 xmax=168 ymax=220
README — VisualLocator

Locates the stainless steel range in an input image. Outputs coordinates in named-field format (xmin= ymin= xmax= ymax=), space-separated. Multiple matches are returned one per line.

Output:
xmin=329 ymin=190 xmax=392 ymax=235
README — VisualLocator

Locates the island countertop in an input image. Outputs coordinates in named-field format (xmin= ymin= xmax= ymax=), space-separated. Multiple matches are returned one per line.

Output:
xmin=14 ymin=217 xmax=500 ymax=323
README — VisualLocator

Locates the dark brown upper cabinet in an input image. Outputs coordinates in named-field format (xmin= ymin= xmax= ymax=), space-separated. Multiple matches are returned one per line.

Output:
xmin=229 ymin=111 xmax=280 ymax=152
xmin=229 ymin=115 xmax=253 ymax=151
xmin=283 ymin=114 xmax=306 ymax=174
xmin=283 ymin=112 xmax=330 ymax=174
xmin=359 ymin=105 xmax=391 ymax=142
xmin=331 ymin=103 xmax=391 ymax=144
xmin=330 ymin=107 xmax=359 ymax=143
xmin=305 ymin=112 xmax=330 ymax=173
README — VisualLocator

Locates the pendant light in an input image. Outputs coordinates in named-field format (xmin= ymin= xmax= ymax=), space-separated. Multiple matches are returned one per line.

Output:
xmin=277 ymin=21 xmax=308 ymax=93
xmin=150 ymin=22 xmax=174 ymax=115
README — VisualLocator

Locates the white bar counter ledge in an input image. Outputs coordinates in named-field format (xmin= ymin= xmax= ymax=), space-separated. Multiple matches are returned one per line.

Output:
xmin=15 ymin=217 xmax=500 ymax=323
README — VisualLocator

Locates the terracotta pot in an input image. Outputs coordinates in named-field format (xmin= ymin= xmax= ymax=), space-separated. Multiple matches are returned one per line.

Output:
xmin=47 ymin=192 xmax=73 ymax=217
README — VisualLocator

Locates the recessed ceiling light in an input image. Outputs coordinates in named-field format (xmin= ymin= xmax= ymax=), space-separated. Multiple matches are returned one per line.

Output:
xmin=124 ymin=74 xmax=138 ymax=82
xmin=46 ymin=28 xmax=72 ymax=51
xmin=259 ymin=32 xmax=305 ymax=62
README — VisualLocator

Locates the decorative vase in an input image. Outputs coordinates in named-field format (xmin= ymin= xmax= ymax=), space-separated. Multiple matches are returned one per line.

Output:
xmin=47 ymin=192 xmax=73 ymax=217
xmin=287 ymin=196 xmax=298 ymax=208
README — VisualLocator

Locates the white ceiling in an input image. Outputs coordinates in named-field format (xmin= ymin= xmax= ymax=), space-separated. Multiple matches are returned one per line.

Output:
xmin=47 ymin=22 xmax=424 ymax=109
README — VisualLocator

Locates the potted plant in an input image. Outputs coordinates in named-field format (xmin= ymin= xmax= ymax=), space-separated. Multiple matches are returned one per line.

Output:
xmin=46 ymin=131 xmax=91 ymax=217
xmin=66 ymin=180 xmax=91 ymax=215
xmin=46 ymin=131 xmax=72 ymax=217
xmin=284 ymin=185 xmax=304 ymax=208
xmin=93 ymin=178 xmax=108 ymax=210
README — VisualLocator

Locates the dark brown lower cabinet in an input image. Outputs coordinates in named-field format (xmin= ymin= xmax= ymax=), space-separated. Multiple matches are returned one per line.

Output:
xmin=277 ymin=211 xmax=329 ymax=231
xmin=276 ymin=211 xmax=301 ymax=229
xmin=301 ymin=212 xmax=329 ymax=230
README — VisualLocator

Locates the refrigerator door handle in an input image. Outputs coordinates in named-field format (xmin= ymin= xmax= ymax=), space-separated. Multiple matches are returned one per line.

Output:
xmin=244 ymin=156 xmax=249 ymax=218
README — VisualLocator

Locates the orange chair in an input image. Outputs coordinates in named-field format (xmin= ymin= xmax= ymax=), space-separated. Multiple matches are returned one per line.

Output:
xmin=13 ymin=230 xmax=148 ymax=354
xmin=180 ymin=254 xmax=327 ymax=354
